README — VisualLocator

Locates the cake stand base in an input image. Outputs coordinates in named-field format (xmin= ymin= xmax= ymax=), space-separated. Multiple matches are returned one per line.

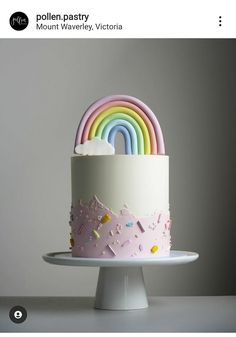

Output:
xmin=42 ymin=250 xmax=199 ymax=311
xmin=95 ymin=266 xmax=148 ymax=310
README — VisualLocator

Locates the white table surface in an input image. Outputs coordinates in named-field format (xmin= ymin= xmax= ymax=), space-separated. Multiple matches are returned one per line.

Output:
xmin=0 ymin=296 xmax=235 ymax=332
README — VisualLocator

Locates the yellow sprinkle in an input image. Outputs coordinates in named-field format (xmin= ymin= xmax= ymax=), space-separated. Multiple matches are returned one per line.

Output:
xmin=101 ymin=213 xmax=111 ymax=224
xmin=92 ymin=229 xmax=100 ymax=240
xmin=70 ymin=238 xmax=74 ymax=247
xmin=151 ymin=245 xmax=158 ymax=253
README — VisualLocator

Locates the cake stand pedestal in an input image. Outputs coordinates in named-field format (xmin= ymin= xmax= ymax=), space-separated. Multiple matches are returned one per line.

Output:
xmin=42 ymin=250 xmax=199 ymax=310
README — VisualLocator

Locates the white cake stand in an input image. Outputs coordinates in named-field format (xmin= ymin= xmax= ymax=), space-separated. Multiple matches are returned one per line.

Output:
xmin=42 ymin=250 xmax=199 ymax=311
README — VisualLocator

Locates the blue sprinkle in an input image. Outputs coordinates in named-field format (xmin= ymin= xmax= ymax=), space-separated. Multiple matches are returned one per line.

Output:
xmin=126 ymin=222 xmax=133 ymax=228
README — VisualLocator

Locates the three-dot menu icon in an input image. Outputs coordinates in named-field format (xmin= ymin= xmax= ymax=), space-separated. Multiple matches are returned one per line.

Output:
xmin=219 ymin=16 xmax=222 ymax=27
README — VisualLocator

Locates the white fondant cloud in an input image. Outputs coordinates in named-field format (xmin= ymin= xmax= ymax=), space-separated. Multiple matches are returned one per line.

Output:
xmin=75 ymin=138 xmax=115 ymax=155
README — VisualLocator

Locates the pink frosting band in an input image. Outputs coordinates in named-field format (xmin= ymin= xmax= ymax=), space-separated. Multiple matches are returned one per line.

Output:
xmin=70 ymin=196 xmax=171 ymax=258
xmin=74 ymin=95 xmax=165 ymax=154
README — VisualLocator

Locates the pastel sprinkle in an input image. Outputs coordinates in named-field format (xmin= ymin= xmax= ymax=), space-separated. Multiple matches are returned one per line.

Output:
xmin=151 ymin=245 xmax=158 ymax=253
xmin=92 ymin=229 xmax=100 ymax=240
xmin=157 ymin=213 xmax=161 ymax=223
xmin=126 ymin=222 xmax=133 ymax=228
xmin=97 ymin=215 xmax=102 ymax=221
xmin=139 ymin=244 xmax=143 ymax=251
xmin=137 ymin=221 xmax=145 ymax=233
xmin=109 ymin=230 xmax=114 ymax=236
xmin=106 ymin=244 xmax=116 ymax=256
xmin=121 ymin=239 xmax=132 ymax=247
xmin=116 ymin=223 xmax=123 ymax=233
xmin=120 ymin=208 xmax=129 ymax=216
xmin=101 ymin=251 xmax=106 ymax=255
xmin=149 ymin=222 xmax=156 ymax=230
xmin=101 ymin=213 xmax=111 ymax=224
xmin=97 ymin=223 xmax=103 ymax=230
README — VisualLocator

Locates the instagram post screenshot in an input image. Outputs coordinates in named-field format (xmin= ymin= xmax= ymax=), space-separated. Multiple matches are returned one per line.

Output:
xmin=0 ymin=0 xmax=235 ymax=335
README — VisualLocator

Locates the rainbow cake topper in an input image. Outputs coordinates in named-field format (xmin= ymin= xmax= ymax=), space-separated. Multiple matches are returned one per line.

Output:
xmin=74 ymin=95 xmax=165 ymax=155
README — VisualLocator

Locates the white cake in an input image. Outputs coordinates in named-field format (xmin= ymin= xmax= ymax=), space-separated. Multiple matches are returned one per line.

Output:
xmin=69 ymin=95 xmax=172 ymax=258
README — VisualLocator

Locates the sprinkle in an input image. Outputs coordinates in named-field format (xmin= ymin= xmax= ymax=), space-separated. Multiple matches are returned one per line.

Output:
xmin=137 ymin=221 xmax=145 ymax=233
xmin=139 ymin=244 xmax=143 ymax=251
xmin=135 ymin=234 xmax=139 ymax=238
xmin=101 ymin=213 xmax=111 ymax=224
xmin=97 ymin=223 xmax=103 ymax=230
xmin=165 ymin=219 xmax=172 ymax=230
xmin=149 ymin=222 xmax=157 ymax=230
xmin=92 ymin=229 xmax=100 ymax=240
xmin=121 ymin=239 xmax=132 ymax=247
xmin=151 ymin=245 xmax=158 ymax=253
xmin=109 ymin=230 xmax=114 ymax=236
xmin=97 ymin=215 xmax=102 ymax=221
xmin=106 ymin=244 xmax=116 ymax=256
xmin=116 ymin=224 xmax=122 ymax=234
xmin=116 ymin=239 xmax=120 ymax=244
xmin=101 ymin=251 xmax=106 ymax=255
xmin=126 ymin=222 xmax=133 ymax=228
xmin=120 ymin=208 xmax=129 ymax=216
xmin=70 ymin=238 xmax=74 ymax=247
xmin=158 ymin=214 xmax=161 ymax=223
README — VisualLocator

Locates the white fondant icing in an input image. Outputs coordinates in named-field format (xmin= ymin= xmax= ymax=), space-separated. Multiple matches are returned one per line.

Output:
xmin=74 ymin=138 xmax=115 ymax=155
xmin=71 ymin=155 xmax=169 ymax=216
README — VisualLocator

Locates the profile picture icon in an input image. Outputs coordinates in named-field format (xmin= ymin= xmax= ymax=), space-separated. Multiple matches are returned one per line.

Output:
xmin=14 ymin=310 xmax=23 ymax=319
xmin=9 ymin=12 xmax=29 ymax=31
xmin=9 ymin=306 xmax=27 ymax=323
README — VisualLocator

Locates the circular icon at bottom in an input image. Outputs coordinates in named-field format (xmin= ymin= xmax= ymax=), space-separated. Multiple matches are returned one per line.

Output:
xmin=9 ymin=306 xmax=27 ymax=323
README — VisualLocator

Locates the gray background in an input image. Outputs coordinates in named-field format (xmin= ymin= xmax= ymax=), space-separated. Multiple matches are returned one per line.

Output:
xmin=0 ymin=39 xmax=235 ymax=296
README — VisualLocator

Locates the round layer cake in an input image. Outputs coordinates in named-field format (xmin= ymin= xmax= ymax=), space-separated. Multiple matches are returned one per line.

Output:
xmin=69 ymin=155 xmax=171 ymax=258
